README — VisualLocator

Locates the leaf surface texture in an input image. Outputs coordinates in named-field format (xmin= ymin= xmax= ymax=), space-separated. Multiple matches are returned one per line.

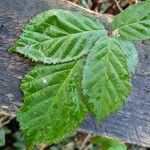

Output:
xmin=17 ymin=60 xmax=87 ymax=145
xmin=82 ymin=38 xmax=132 ymax=122
xmin=116 ymin=40 xmax=138 ymax=73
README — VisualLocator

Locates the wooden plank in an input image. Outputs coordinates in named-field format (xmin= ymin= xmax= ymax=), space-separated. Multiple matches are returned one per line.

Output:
xmin=0 ymin=0 xmax=150 ymax=147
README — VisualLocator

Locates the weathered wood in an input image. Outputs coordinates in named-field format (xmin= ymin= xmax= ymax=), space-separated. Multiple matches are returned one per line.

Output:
xmin=0 ymin=0 xmax=150 ymax=147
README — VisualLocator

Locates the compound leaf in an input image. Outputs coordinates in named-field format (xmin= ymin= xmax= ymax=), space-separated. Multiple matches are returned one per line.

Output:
xmin=111 ymin=1 xmax=150 ymax=41
xmin=10 ymin=9 xmax=107 ymax=64
xmin=82 ymin=38 xmax=132 ymax=122
xmin=17 ymin=60 xmax=87 ymax=146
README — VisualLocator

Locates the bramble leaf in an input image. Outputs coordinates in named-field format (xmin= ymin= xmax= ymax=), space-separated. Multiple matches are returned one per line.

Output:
xmin=92 ymin=136 xmax=127 ymax=150
xmin=82 ymin=38 xmax=132 ymax=122
xmin=9 ymin=8 xmax=139 ymax=147
xmin=111 ymin=1 xmax=150 ymax=41
xmin=17 ymin=60 xmax=87 ymax=146
xmin=10 ymin=9 xmax=107 ymax=64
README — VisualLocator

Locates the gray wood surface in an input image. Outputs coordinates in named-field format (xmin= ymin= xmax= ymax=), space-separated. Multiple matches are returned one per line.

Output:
xmin=0 ymin=0 xmax=150 ymax=147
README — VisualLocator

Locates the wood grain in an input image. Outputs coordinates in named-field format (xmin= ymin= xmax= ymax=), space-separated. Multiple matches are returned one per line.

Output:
xmin=0 ymin=0 xmax=150 ymax=147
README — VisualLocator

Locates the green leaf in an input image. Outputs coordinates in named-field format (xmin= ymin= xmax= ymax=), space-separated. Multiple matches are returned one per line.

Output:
xmin=10 ymin=9 xmax=107 ymax=64
xmin=0 ymin=127 xmax=5 ymax=147
xmin=115 ymin=40 xmax=138 ymax=73
xmin=111 ymin=1 xmax=150 ymax=41
xmin=108 ymin=145 xmax=127 ymax=150
xmin=92 ymin=136 xmax=127 ymax=150
xmin=82 ymin=38 xmax=132 ymax=122
xmin=17 ymin=60 xmax=87 ymax=146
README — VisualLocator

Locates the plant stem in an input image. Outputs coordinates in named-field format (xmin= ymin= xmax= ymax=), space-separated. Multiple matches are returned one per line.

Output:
xmin=114 ymin=0 xmax=123 ymax=12
xmin=80 ymin=134 xmax=91 ymax=150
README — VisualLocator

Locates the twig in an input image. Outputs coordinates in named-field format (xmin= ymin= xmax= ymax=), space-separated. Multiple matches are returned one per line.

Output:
xmin=69 ymin=0 xmax=81 ymax=3
xmin=0 ymin=115 xmax=12 ymax=128
xmin=85 ymin=143 xmax=92 ymax=150
xmin=113 ymin=0 xmax=123 ymax=12
xmin=79 ymin=134 xmax=91 ymax=150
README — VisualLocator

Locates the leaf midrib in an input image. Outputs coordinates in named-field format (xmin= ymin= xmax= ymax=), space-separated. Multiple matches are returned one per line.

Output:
xmin=23 ymin=29 xmax=106 ymax=44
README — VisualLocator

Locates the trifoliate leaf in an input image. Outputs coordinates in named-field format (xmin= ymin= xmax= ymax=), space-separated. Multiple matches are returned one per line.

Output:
xmin=10 ymin=9 xmax=107 ymax=64
xmin=82 ymin=38 xmax=132 ymax=122
xmin=91 ymin=136 xmax=127 ymax=150
xmin=115 ymin=40 xmax=138 ymax=73
xmin=111 ymin=1 xmax=150 ymax=41
xmin=17 ymin=60 xmax=87 ymax=146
